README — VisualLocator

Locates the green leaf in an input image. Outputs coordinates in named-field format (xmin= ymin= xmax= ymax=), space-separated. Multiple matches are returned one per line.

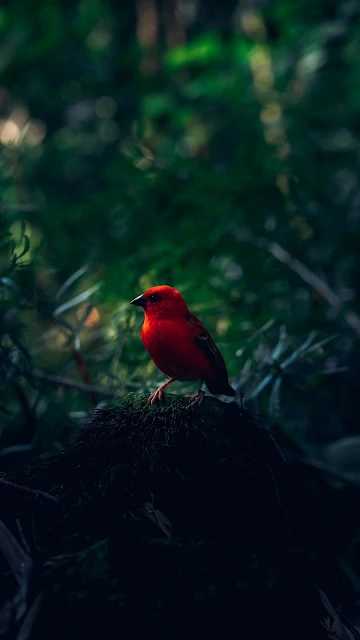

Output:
xmin=55 ymin=265 xmax=89 ymax=301
xmin=165 ymin=34 xmax=222 ymax=69
xmin=143 ymin=94 xmax=174 ymax=118
xmin=53 ymin=281 xmax=103 ymax=317
xmin=17 ymin=234 xmax=31 ymax=260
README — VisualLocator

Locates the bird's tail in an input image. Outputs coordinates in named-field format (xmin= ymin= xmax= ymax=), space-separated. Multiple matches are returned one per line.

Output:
xmin=205 ymin=379 xmax=245 ymax=409
xmin=205 ymin=379 xmax=236 ymax=397
xmin=224 ymin=384 xmax=236 ymax=397
xmin=224 ymin=383 xmax=246 ymax=411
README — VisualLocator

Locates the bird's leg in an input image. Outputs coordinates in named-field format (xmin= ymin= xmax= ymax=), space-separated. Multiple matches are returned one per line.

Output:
xmin=188 ymin=380 xmax=206 ymax=408
xmin=148 ymin=378 xmax=176 ymax=405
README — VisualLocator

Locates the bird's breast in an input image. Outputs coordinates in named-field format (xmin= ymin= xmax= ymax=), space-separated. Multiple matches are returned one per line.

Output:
xmin=141 ymin=317 xmax=212 ymax=381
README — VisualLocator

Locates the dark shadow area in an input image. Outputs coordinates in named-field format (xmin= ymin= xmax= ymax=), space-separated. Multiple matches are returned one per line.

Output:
xmin=1 ymin=395 xmax=359 ymax=639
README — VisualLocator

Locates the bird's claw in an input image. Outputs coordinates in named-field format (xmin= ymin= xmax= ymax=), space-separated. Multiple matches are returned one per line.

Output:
xmin=148 ymin=387 xmax=164 ymax=405
xmin=188 ymin=390 xmax=205 ymax=408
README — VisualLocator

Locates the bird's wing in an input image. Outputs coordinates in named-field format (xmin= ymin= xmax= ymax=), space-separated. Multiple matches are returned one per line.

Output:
xmin=187 ymin=313 xmax=228 ymax=383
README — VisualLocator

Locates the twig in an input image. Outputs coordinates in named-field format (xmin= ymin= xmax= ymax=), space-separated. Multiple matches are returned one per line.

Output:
xmin=0 ymin=519 xmax=32 ymax=586
xmin=16 ymin=592 xmax=43 ymax=640
xmin=24 ymin=369 xmax=120 ymax=399
xmin=0 ymin=478 xmax=58 ymax=504
xmin=290 ymin=455 xmax=360 ymax=487
xmin=263 ymin=239 xmax=360 ymax=338
xmin=16 ymin=520 xmax=31 ymax=555
xmin=71 ymin=349 xmax=98 ymax=408
xmin=235 ymin=230 xmax=360 ymax=338
xmin=268 ymin=241 xmax=342 ymax=308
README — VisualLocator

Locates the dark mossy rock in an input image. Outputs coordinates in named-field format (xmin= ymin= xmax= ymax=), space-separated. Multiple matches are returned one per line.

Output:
xmin=1 ymin=394 xmax=358 ymax=640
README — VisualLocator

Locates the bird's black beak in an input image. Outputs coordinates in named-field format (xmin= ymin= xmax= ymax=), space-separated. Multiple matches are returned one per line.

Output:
xmin=130 ymin=294 xmax=146 ymax=308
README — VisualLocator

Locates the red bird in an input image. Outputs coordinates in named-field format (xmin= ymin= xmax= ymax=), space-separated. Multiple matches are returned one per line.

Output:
xmin=130 ymin=285 xmax=243 ymax=408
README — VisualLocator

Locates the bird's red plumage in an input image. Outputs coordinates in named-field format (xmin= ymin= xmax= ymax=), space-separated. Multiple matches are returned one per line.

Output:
xmin=142 ymin=311 xmax=215 ymax=382
xmin=133 ymin=285 xmax=235 ymax=398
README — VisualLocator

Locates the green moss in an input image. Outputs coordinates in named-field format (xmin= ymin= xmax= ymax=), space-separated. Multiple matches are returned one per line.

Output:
xmin=115 ymin=392 xmax=240 ymax=432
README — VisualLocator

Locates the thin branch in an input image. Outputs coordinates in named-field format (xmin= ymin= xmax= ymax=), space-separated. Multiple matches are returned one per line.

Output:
xmin=16 ymin=592 xmax=43 ymax=640
xmin=25 ymin=369 xmax=120 ymax=399
xmin=235 ymin=230 xmax=360 ymax=338
xmin=267 ymin=241 xmax=342 ymax=307
xmin=0 ymin=519 xmax=32 ymax=586
xmin=288 ymin=454 xmax=360 ymax=487
xmin=263 ymin=239 xmax=360 ymax=338
xmin=71 ymin=349 xmax=98 ymax=408
xmin=0 ymin=478 xmax=58 ymax=504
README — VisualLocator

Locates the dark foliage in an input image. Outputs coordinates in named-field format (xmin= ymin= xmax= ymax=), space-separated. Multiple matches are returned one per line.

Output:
xmin=1 ymin=0 xmax=360 ymax=634
xmin=1 ymin=395 xmax=358 ymax=640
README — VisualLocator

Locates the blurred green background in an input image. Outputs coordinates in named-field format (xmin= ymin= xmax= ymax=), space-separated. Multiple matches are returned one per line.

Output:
xmin=1 ymin=0 xmax=360 ymax=616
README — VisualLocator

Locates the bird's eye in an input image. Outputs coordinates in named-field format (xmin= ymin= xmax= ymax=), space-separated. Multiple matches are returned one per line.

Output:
xmin=148 ymin=294 xmax=162 ymax=303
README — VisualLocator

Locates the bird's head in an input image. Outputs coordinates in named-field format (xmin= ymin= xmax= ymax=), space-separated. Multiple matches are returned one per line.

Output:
xmin=130 ymin=285 xmax=188 ymax=318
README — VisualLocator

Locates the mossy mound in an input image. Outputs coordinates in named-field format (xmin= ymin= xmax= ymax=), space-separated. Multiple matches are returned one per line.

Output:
xmin=1 ymin=394 xmax=357 ymax=640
